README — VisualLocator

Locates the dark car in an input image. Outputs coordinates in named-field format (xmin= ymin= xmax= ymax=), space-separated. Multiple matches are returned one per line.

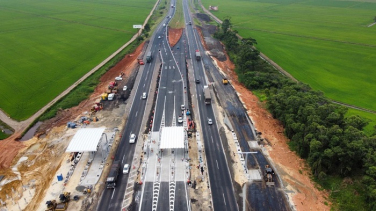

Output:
xmin=195 ymin=79 xmax=200 ymax=84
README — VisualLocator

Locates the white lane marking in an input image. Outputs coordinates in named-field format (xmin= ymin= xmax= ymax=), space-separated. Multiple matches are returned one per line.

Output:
xmin=135 ymin=111 xmax=138 ymax=117
xmin=122 ymin=155 xmax=125 ymax=163
xmin=211 ymin=136 xmax=214 ymax=143
xmin=223 ymin=193 xmax=226 ymax=205
xmin=111 ymin=188 xmax=115 ymax=199
xmin=169 ymin=66 xmax=171 ymax=69
xmin=143 ymin=84 xmax=145 ymax=87
xmin=216 ymin=160 xmax=219 ymax=169
xmin=165 ymin=66 xmax=167 ymax=69
xmin=173 ymin=66 xmax=175 ymax=69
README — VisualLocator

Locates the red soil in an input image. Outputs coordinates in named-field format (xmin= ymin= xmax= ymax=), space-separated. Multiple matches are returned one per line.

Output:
xmin=168 ymin=28 xmax=183 ymax=47
xmin=0 ymin=42 xmax=145 ymax=169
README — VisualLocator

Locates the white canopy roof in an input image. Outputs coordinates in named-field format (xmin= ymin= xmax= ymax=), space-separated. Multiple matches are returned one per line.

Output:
xmin=160 ymin=127 xmax=185 ymax=149
xmin=66 ymin=128 xmax=105 ymax=152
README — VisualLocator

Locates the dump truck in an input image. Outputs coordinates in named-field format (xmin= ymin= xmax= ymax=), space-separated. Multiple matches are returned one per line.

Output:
xmin=137 ymin=59 xmax=144 ymax=65
xmin=195 ymin=50 xmax=201 ymax=61
xmin=264 ymin=165 xmax=275 ymax=186
xmin=146 ymin=51 xmax=152 ymax=63
xmin=222 ymin=78 xmax=229 ymax=85
xmin=106 ymin=160 xmax=120 ymax=188
xmin=203 ymin=86 xmax=211 ymax=104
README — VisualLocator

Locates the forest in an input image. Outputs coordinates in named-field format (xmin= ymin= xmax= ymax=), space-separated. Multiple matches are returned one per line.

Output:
xmin=214 ymin=19 xmax=376 ymax=210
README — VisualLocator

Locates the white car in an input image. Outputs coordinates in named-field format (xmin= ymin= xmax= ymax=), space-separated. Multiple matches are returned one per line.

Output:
xmin=181 ymin=105 xmax=185 ymax=110
xmin=123 ymin=164 xmax=129 ymax=174
xmin=115 ymin=77 xmax=123 ymax=81
xmin=123 ymin=86 xmax=127 ymax=91
xmin=142 ymin=92 xmax=147 ymax=99
xmin=208 ymin=118 xmax=213 ymax=125
xmin=178 ymin=116 xmax=183 ymax=123
xmin=158 ymin=36 xmax=161 ymax=39
xmin=129 ymin=134 xmax=137 ymax=144
xmin=108 ymin=93 xmax=115 ymax=101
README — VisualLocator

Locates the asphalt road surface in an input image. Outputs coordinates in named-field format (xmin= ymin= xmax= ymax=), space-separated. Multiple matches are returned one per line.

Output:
xmin=182 ymin=0 xmax=239 ymax=210
xmin=96 ymin=3 xmax=177 ymax=210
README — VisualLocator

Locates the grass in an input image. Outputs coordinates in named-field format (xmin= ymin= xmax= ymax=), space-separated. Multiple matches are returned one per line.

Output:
xmin=0 ymin=120 xmax=14 ymax=140
xmin=38 ymin=38 xmax=144 ymax=122
xmin=317 ymin=175 xmax=368 ymax=211
xmin=169 ymin=0 xmax=185 ymax=28
xmin=200 ymin=0 xmax=376 ymax=112
xmin=346 ymin=109 xmax=376 ymax=136
xmin=0 ymin=0 xmax=155 ymax=120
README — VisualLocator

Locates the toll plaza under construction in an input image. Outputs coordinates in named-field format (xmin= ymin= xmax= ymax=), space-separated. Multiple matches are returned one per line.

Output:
xmin=36 ymin=127 xmax=117 ymax=211
xmin=138 ymin=126 xmax=190 ymax=211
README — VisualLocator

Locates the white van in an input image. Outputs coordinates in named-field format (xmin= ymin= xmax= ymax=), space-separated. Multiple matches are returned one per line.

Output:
xmin=108 ymin=93 xmax=115 ymax=101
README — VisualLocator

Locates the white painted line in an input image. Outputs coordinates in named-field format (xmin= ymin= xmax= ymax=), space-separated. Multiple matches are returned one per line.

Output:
xmin=122 ymin=155 xmax=125 ymax=163
xmin=135 ymin=111 xmax=138 ymax=117
xmin=216 ymin=160 xmax=219 ymax=169
xmin=143 ymin=83 xmax=145 ymax=87
xmin=111 ymin=189 xmax=116 ymax=199
xmin=223 ymin=193 xmax=226 ymax=205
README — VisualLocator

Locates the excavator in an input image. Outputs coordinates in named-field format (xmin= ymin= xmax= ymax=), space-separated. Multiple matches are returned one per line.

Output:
xmin=46 ymin=200 xmax=57 ymax=211
xmin=264 ymin=165 xmax=275 ymax=186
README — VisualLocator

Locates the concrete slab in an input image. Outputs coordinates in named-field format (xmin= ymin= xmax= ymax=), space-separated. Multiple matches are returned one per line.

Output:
xmin=248 ymin=169 xmax=262 ymax=181
xmin=80 ymin=145 xmax=105 ymax=186
xmin=248 ymin=141 xmax=259 ymax=149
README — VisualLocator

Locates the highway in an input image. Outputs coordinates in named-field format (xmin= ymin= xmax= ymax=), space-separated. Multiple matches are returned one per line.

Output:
xmin=96 ymin=2 xmax=177 ymax=210
xmin=191 ymin=4 xmax=290 ymax=211
xmin=182 ymin=0 xmax=239 ymax=210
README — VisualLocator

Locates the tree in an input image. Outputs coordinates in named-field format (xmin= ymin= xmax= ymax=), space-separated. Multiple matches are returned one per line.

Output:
xmin=144 ymin=23 xmax=150 ymax=32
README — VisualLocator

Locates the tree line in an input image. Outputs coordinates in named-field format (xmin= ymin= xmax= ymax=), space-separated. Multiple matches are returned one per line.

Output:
xmin=214 ymin=18 xmax=376 ymax=210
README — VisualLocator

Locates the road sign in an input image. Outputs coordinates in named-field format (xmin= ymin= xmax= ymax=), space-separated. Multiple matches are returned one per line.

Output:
xmin=133 ymin=25 xmax=142 ymax=29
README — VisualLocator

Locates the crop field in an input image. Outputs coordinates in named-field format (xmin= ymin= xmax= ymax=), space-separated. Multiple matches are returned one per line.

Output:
xmin=201 ymin=0 xmax=376 ymax=112
xmin=0 ymin=0 xmax=155 ymax=120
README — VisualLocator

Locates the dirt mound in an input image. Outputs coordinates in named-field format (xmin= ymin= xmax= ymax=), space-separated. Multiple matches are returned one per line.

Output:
xmin=168 ymin=28 xmax=183 ymax=47
xmin=196 ymin=13 xmax=211 ymax=22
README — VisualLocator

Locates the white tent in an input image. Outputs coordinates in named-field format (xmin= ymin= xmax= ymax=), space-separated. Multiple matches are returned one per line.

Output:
xmin=160 ymin=127 xmax=185 ymax=149
xmin=66 ymin=128 xmax=106 ymax=152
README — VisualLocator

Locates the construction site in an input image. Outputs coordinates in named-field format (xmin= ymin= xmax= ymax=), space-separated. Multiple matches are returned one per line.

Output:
xmin=0 ymin=7 xmax=330 ymax=211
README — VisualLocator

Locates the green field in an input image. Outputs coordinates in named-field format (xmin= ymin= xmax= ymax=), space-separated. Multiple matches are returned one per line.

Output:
xmin=201 ymin=0 xmax=376 ymax=111
xmin=170 ymin=0 xmax=185 ymax=28
xmin=0 ymin=0 xmax=155 ymax=120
